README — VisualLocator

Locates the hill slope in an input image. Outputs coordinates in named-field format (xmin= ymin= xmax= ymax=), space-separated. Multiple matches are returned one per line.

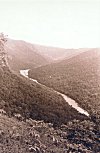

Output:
xmin=5 ymin=39 xmax=91 ymax=71
xmin=0 ymin=112 xmax=99 ymax=153
xmin=0 ymin=65 xmax=86 ymax=126
xmin=5 ymin=39 xmax=49 ymax=71
xmin=29 ymin=49 xmax=100 ymax=115
xmin=33 ymin=44 xmax=91 ymax=61
xmin=0 ymin=36 xmax=100 ymax=152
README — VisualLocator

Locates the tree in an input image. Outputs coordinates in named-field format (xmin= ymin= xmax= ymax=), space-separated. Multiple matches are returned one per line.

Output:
xmin=0 ymin=33 xmax=7 ymax=66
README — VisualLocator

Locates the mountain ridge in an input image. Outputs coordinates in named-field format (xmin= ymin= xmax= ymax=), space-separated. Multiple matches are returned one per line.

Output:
xmin=5 ymin=38 xmax=98 ymax=71
xmin=5 ymin=39 xmax=50 ymax=71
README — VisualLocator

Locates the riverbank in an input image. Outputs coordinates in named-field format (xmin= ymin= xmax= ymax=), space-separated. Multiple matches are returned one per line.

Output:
xmin=20 ymin=69 xmax=89 ymax=117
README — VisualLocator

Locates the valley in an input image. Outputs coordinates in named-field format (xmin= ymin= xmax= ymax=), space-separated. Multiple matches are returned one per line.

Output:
xmin=29 ymin=49 xmax=100 ymax=116
xmin=1 ymin=66 xmax=86 ymax=126
xmin=5 ymin=39 xmax=92 ymax=72
xmin=0 ymin=35 xmax=100 ymax=152
xmin=20 ymin=69 xmax=89 ymax=116
xmin=0 ymin=0 xmax=100 ymax=151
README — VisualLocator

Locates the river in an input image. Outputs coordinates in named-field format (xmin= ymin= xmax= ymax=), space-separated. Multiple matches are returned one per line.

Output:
xmin=20 ymin=69 xmax=89 ymax=117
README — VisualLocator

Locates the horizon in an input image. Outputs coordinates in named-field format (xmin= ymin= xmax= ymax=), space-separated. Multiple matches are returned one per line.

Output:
xmin=7 ymin=37 xmax=100 ymax=50
xmin=0 ymin=0 xmax=100 ymax=48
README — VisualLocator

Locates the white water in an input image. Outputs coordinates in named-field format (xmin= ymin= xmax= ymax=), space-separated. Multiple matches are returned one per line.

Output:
xmin=20 ymin=69 xmax=89 ymax=117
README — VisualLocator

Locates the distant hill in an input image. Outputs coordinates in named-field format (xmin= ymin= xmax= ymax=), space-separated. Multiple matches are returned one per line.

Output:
xmin=29 ymin=49 xmax=100 ymax=115
xmin=5 ymin=39 xmax=50 ymax=71
xmin=5 ymin=39 xmax=91 ymax=71
xmin=33 ymin=44 xmax=91 ymax=61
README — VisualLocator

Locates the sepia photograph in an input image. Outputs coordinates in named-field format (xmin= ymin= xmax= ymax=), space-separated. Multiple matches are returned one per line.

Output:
xmin=0 ymin=0 xmax=100 ymax=152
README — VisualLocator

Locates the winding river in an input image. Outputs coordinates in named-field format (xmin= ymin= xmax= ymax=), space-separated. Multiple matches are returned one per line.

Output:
xmin=20 ymin=69 xmax=89 ymax=117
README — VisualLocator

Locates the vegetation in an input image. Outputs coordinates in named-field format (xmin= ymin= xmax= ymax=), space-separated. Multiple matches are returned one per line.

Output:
xmin=5 ymin=39 xmax=50 ymax=71
xmin=0 ymin=113 xmax=99 ymax=153
xmin=33 ymin=44 xmax=91 ymax=61
xmin=0 ymin=33 xmax=86 ymax=126
xmin=29 ymin=49 xmax=100 ymax=152
xmin=0 ymin=34 xmax=100 ymax=152
xmin=0 ymin=66 xmax=87 ymax=126
xmin=0 ymin=75 xmax=94 ymax=152
xmin=0 ymin=33 xmax=7 ymax=66
xmin=5 ymin=39 xmax=90 ymax=71
xmin=29 ymin=49 xmax=100 ymax=116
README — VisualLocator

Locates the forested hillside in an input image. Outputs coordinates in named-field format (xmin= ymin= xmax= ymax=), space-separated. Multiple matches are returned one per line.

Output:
xmin=32 ymin=44 xmax=90 ymax=61
xmin=0 ymin=67 xmax=99 ymax=153
xmin=29 ymin=49 xmax=100 ymax=116
xmin=5 ymin=39 xmax=49 ymax=71
xmin=0 ymin=34 xmax=100 ymax=152
xmin=0 ymin=112 xmax=100 ymax=153
xmin=0 ymin=66 xmax=87 ymax=126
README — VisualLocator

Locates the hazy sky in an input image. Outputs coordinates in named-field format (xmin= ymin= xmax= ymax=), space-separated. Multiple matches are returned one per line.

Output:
xmin=0 ymin=0 xmax=100 ymax=48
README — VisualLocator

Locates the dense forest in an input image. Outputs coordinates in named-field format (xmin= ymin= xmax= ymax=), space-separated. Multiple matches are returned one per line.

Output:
xmin=0 ymin=33 xmax=87 ymax=126
xmin=0 ymin=70 xmax=99 ymax=153
xmin=29 ymin=49 xmax=100 ymax=117
xmin=0 ymin=34 xmax=100 ymax=152
xmin=1 ymin=68 xmax=100 ymax=153
xmin=0 ymin=66 xmax=87 ymax=126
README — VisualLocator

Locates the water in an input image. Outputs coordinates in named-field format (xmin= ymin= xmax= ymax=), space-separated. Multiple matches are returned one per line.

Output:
xmin=20 ymin=69 xmax=89 ymax=116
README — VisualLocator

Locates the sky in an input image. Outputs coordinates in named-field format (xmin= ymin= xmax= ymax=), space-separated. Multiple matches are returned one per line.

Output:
xmin=0 ymin=0 xmax=100 ymax=48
